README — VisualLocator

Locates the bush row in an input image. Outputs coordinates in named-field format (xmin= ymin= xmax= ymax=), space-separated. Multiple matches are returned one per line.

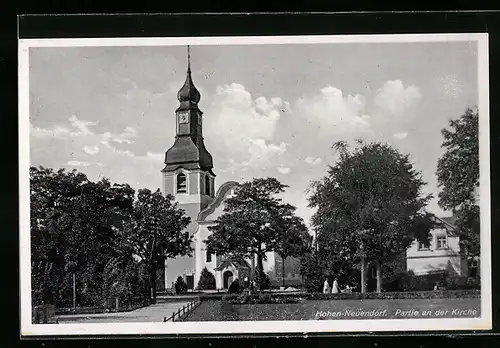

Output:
xmin=200 ymin=289 xmax=480 ymax=302
xmin=222 ymin=293 xmax=302 ymax=305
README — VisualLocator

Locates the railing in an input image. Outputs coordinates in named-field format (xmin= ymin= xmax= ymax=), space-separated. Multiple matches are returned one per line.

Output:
xmin=163 ymin=297 xmax=200 ymax=322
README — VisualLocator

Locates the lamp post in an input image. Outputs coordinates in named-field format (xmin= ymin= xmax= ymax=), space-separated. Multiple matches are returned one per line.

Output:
xmin=72 ymin=272 xmax=76 ymax=312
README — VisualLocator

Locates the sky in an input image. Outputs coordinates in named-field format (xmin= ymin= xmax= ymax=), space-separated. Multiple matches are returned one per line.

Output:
xmin=28 ymin=40 xmax=479 ymax=228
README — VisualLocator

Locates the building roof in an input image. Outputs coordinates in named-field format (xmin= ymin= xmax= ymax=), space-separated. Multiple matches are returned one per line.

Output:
xmin=197 ymin=181 xmax=239 ymax=222
xmin=176 ymin=46 xmax=201 ymax=107
xmin=163 ymin=46 xmax=215 ymax=175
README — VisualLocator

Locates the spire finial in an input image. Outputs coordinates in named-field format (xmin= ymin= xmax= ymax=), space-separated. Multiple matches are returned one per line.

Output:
xmin=177 ymin=44 xmax=200 ymax=104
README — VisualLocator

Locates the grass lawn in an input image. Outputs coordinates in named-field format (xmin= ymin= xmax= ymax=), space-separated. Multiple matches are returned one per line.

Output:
xmin=183 ymin=298 xmax=481 ymax=321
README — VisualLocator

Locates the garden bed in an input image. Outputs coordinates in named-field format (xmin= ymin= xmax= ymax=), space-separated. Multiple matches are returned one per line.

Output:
xmin=183 ymin=297 xmax=481 ymax=321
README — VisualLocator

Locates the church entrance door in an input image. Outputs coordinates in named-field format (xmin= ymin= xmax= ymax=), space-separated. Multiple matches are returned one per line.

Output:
xmin=223 ymin=270 xmax=234 ymax=289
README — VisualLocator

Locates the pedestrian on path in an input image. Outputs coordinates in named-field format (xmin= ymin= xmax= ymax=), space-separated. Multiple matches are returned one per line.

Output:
xmin=323 ymin=278 xmax=331 ymax=294
xmin=331 ymin=277 xmax=339 ymax=294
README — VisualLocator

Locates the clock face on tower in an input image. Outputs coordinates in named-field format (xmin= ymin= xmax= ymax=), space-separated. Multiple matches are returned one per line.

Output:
xmin=178 ymin=111 xmax=190 ymax=124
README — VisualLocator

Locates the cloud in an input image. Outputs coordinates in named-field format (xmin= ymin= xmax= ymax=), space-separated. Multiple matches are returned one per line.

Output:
xmin=277 ymin=166 xmax=291 ymax=175
xmin=67 ymin=160 xmax=91 ymax=167
xmin=208 ymin=83 xmax=281 ymax=141
xmin=295 ymin=86 xmax=371 ymax=131
xmin=101 ymin=127 xmax=138 ymax=148
xmin=436 ymin=75 xmax=462 ymax=99
xmin=219 ymin=139 xmax=288 ymax=174
xmin=374 ymin=80 xmax=422 ymax=116
xmin=146 ymin=152 xmax=164 ymax=161
xmin=31 ymin=115 xmax=140 ymax=164
xmin=30 ymin=124 xmax=71 ymax=138
xmin=247 ymin=138 xmax=287 ymax=158
xmin=393 ymin=132 xmax=408 ymax=140
xmin=68 ymin=114 xmax=98 ymax=136
xmin=304 ymin=156 xmax=322 ymax=165
xmin=83 ymin=145 xmax=100 ymax=155
xmin=204 ymin=83 xmax=287 ymax=173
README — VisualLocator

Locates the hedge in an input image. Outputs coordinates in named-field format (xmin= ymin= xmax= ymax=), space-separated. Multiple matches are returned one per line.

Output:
xmin=200 ymin=289 xmax=480 ymax=302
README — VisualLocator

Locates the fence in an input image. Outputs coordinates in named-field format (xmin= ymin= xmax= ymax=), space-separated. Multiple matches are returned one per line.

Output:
xmin=33 ymin=305 xmax=56 ymax=324
xmin=163 ymin=297 xmax=200 ymax=322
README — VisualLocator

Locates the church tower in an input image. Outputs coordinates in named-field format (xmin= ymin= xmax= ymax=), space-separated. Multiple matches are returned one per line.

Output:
xmin=162 ymin=46 xmax=216 ymax=290
xmin=163 ymin=46 xmax=215 ymax=209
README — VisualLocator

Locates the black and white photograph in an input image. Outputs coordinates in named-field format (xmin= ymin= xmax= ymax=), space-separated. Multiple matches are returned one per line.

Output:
xmin=19 ymin=33 xmax=491 ymax=336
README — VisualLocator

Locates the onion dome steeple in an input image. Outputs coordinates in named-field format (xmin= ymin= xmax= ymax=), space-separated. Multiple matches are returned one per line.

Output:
xmin=176 ymin=45 xmax=201 ymax=108
xmin=163 ymin=45 xmax=215 ymax=176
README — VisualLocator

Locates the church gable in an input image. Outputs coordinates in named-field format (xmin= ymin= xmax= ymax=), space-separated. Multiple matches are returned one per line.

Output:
xmin=198 ymin=181 xmax=239 ymax=223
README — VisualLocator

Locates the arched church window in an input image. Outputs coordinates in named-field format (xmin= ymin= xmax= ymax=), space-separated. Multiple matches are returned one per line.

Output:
xmin=205 ymin=175 xmax=210 ymax=196
xmin=177 ymin=173 xmax=187 ymax=193
xmin=206 ymin=250 xmax=212 ymax=263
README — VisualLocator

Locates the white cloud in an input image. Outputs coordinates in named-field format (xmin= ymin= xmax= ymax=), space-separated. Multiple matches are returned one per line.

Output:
xmin=294 ymin=85 xmax=371 ymax=132
xmin=374 ymin=80 xmax=422 ymax=116
xmin=247 ymin=138 xmax=287 ymax=158
xmin=69 ymin=114 xmax=98 ymax=136
xmin=304 ymin=156 xmax=322 ymax=165
xmin=30 ymin=124 xmax=71 ymax=138
xmin=102 ymin=126 xmax=138 ymax=147
xmin=67 ymin=160 xmax=91 ymax=167
xmin=32 ymin=115 xmax=140 ymax=164
xmin=393 ymin=132 xmax=408 ymax=140
xmin=277 ymin=166 xmax=291 ymax=175
xmin=146 ymin=152 xmax=164 ymax=161
xmin=436 ymin=75 xmax=462 ymax=99
xmin=205 ymin=84 xmax=286 ymax=172
xmin=207 ymin=83 xmax=281 ymax=142
xmin=83 ymin=145 xmax=100 ymax=155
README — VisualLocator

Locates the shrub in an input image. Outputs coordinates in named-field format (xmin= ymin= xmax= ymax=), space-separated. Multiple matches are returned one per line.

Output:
xmin=260 ymin=273 xmax=271 ymax=290
xmin=241 ymin=293 xmax=251 ymax=304
xmin=221 ymin=293 xmax=301 ymax=304
xmin=228 ymin=279 xmax=242 ymax=294
xmin=299 ymin=252 xmax=324 ymax=293
xmin=445 ymin=276 xmax=480 ymax=290
xmin=197 ymin=267 xmax=216 ymax=290
xmin=175 ymin=276 xmax=188 ymax=295
xmin=251 ymin=269 xmax=271 ymax=291
xmin=256 ymin=293 xmax=272 ymax=304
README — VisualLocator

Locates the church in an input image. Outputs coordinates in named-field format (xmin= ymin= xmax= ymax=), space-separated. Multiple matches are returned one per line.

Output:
xmin=161 ymin=48 xmax=301 ymax=291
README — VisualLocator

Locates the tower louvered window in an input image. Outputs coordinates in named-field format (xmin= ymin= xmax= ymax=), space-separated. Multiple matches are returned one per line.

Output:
xmin=205 ymin=175 xmax=210 ymax=196
xmin=177 ymin=173 xmax=187 ymax=193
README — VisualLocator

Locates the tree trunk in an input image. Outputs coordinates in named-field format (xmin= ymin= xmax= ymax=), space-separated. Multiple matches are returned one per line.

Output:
xmin=149 ymin=263 xmax=157 ymax=302
xmin=376 ymin=260 xmax=382 ymax=293
xmin=256 ymin=245 xmax=265 ymax=291
xmin=282 ymin=256 xmax=286 ymax=288
xmin=360 ymin=257 xmax=366 ymax=294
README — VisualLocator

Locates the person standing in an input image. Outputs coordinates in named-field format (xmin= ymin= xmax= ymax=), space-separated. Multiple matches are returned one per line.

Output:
xmin=331 ymin=277 xmax=339 ymax=294
xmin=323 ymin=278 xmax=331 ymax=294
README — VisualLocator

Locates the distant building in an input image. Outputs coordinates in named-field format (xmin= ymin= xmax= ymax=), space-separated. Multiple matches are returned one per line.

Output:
xmin=406 ymin=215 xmax=476 ymax=278
xmin=161 ymin=48 xmax=301 ymax=290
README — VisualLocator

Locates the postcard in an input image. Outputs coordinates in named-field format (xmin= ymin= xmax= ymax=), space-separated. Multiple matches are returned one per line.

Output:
xmin=19 ymin=33 xmax=491 ymax=336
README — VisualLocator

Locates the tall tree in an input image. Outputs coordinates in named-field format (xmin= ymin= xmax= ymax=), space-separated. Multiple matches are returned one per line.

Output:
xmin=205 ymin=177 xmax=307 ymax=291
xmin=273 ymin=213 xmax=312 ymax=287
xmin=120 ymin=189 xmax=191 ymax=301
xmin=308 ymin=141 xmax=433 ymax=293
xmin=436 ymin=107 xmax=480 ymax=259
xmin=30 ymin=166 xmax=135 ymax=307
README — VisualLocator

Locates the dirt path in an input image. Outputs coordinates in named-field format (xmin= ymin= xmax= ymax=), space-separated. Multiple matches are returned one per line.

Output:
xmin=56 ymin=300 xmax=192 ymax=323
